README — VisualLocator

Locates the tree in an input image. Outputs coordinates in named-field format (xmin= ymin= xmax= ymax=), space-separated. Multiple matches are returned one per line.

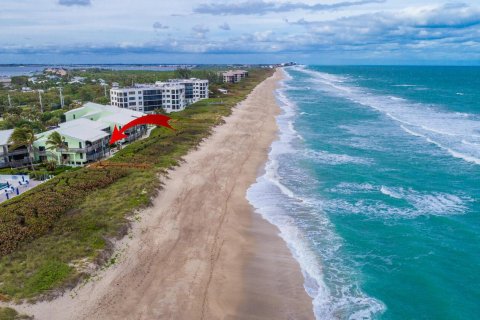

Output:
xmin=8 ymin=126 xmax=37 ymax=172
xmin=10 ymin=76 xmax=29 ymax=87
xmin=174 ymin=68 xmax=192 ymax=79
xmin=46 ymin=131 xmax=67 ymax=164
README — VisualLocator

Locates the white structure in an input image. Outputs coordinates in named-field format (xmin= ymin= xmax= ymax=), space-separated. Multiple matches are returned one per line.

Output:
xmin=163 ymin=78 xmax=209 ymax=104
xmin=110 ymin=78 xmax=208 ymax=113
xmin=222 ymin=70 xmax=248 ymax=83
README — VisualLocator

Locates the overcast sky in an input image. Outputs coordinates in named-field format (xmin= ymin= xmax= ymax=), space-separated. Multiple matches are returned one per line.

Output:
xmin=1 ymin=0 xmax=479 ymax=64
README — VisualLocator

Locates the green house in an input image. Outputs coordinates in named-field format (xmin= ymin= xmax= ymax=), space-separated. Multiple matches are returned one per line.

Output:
xmin=34 ymin=118 xmax=110 ymax=166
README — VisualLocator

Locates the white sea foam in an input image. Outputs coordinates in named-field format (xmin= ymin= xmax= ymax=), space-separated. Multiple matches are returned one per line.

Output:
xmin=328 ymin=183 xmax=470 ymax=217
xmin=303 ymin=149 xmax=374 ymax=166
xmin=293 ymin=66 xmax=480 ymax=166
xmin=247 ymin=73 xmax=386 ymax=319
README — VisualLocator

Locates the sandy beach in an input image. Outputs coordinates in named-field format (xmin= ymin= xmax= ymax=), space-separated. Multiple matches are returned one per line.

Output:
xmin=15 ymin=69 xmax=314 ymax=320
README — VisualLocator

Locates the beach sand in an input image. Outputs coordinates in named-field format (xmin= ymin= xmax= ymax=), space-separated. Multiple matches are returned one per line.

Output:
xmin=15 ymin=69 xmax=314 ymax=319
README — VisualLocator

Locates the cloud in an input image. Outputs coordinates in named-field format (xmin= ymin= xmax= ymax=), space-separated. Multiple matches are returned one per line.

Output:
xmin=58 ymin=0 xmax=91 ymax=6
xmin=219 ymin=22 xmax=231 ymax=30
xmin=2 ymin=2 xmax=480 ymax=64
xmin=192 ymin=24 xmax=210 ymax=38
xmin=194 ymin=0 xmax=385 ymax=15
xmin=153 ymin=22 xmax=169 ymax=30
xmin=289 ymin=3 xmax=480 ymax=48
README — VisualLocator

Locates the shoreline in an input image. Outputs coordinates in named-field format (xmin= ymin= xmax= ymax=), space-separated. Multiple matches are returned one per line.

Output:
xmin=12 ymin=69 xmax=313 ymax=319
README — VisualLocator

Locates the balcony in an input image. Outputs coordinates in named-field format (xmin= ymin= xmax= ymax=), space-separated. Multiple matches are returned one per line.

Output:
xmin=86 ymin=150 xmax=108 ymax=162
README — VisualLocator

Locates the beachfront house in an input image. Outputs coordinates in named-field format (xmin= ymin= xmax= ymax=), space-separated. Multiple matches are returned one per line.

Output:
xmin=0 ymin=129 xmax=32 ymax=168
xmin=64 ymin=102 xmax=147 ymax=144
xmin=33 ymin=103 xmax=147 ymax=166
xmin=34 ymin=118 xmax=111 ymax=166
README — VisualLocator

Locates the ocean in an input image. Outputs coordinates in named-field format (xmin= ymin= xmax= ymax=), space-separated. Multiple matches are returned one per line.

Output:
xmin=247 ymin=66 xmax=480 ymax=319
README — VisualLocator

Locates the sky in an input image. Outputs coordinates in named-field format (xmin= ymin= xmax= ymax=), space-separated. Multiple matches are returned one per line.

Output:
xmin=1 ymin=0 xmax=480 ymax=64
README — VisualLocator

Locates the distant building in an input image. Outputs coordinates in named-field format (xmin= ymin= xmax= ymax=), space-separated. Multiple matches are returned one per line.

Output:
xmin=218 ymin=88 xmax=228 ymax=94
xmin=44 ymin=68 xmax=68 ymax=77
xmin=0 ymin=130 xmax=31 ymax=168
xmin=110 ymin=78 xmax=209 ymax=113
xmin=222 ymin=70 xmax=248 ymax=83
xmin=69 ymin=76 xmax=86 ymax=84
xmin=0 ymin=78 xmax=11 ymax=88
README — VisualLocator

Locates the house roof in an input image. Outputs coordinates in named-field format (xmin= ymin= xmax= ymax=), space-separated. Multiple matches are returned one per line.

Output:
xmin=60 ymin=118 xmax=109 ymax=131
xmin=99 ymin=113 xmax=139 ymax=126
xmin=37 ymin=118 xmax=110 ymax=142
xmin=65 ymin=102 xmax=144 ymax=121
xmin=59 ymin=126 xmax=109 ymax=142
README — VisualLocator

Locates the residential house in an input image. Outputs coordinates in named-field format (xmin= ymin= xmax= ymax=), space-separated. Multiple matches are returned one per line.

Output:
xmin=34 ymin=118 xmax=110 ymax=166
xmin=64 ymin=102 xmax=147 ymax=144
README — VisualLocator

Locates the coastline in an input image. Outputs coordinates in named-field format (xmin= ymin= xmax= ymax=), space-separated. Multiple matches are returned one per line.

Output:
xmin=13 ymin=69 xmax=313 ymax=319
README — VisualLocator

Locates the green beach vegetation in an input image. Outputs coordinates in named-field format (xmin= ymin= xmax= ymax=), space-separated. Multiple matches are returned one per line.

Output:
xmin=0 ymin=68 xmax=224 ymax=127
xmin=0 ymin=68 xmax=274 ymax=301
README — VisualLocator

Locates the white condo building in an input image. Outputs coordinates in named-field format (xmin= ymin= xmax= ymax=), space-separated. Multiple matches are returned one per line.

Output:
xmin=110 ymin=78 xmax=209 ymax=113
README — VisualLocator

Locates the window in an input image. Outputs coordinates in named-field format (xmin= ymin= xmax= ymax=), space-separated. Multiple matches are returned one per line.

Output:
xmin=79 ymin=142 xmax=82 ymax=148
xmin=73 ymin=115 xmax=76 ymax=119
xmin=79 ymin=153 xmax=83 ymax=159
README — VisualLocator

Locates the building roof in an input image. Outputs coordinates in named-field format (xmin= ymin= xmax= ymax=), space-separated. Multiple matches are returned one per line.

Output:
xmin=0 ymin=129 xmax=14 ymax=146
xmin=100 ymin=113 xmax=140 ymax=126
xmin=60 ymin=118 xmax=109 ymax=131
xmin=65 ymin=102 xmax=144 ymax=119
xmin=59 ymin=126 xmax=109 ymax=142
xmin=37 ymin=118 xmax=110 ymax=142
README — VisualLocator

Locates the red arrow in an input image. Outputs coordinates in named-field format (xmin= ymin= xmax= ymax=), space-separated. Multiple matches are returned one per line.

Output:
xmin=109 ymin=114 xmax=174 ymax=144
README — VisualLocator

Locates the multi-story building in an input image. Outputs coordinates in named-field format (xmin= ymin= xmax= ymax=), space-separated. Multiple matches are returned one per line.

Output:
xmin=163 ymin=78 xmax=209 ymax=104
xmin=34 ymin=118 xmax=111 ymax=166
xmin=33 ymin=102 xmax=147 ymax=166
xmin=110 ymin=78 xmax=208 ymax=113
xmin=222 ymin=70 xmax=249 ymax=83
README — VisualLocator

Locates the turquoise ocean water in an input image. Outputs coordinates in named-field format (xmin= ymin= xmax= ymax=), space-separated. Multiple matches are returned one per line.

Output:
xmin=247 ymin=66 xmax=480 ymax=319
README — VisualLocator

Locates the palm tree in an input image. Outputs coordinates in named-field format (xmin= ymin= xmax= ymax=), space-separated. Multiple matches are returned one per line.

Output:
xmin=8 ymin=126 xmax=37 ymax=172
xmin=46 ymin=131 xmax=67 ymax=164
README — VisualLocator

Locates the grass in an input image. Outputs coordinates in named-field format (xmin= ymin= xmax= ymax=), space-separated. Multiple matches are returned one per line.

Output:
xmin=0 ymin=68 xmax=274 ymax=301
xmin=0 ymin=307 xmax=31 ymax=320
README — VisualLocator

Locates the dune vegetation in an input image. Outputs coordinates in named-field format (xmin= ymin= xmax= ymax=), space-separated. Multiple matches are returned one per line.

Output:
xmin=0 ymin=68 xmax=274 ymax=301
